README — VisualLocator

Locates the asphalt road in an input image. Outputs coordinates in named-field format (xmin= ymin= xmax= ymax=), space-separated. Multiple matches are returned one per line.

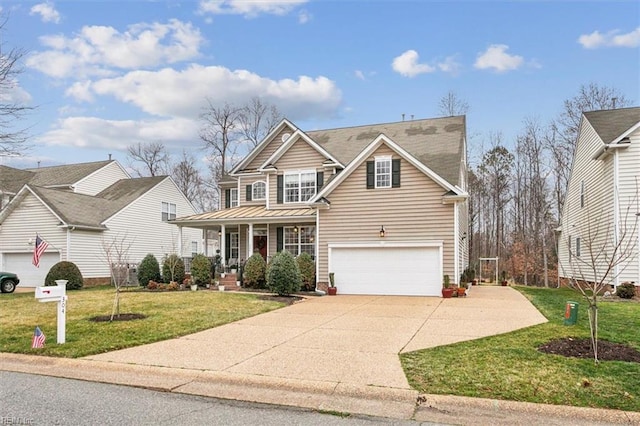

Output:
xmin=1 ymin=371 xmax=432 ymax=425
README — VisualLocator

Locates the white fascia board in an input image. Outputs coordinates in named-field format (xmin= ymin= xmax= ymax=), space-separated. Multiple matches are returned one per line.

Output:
xmin=230 ymin=119 xmax=298 ymax=174
xmin=310 ymin=134 xmax=460 ymax=203
xmin=259 ymin=129 xmax=344 ymax=171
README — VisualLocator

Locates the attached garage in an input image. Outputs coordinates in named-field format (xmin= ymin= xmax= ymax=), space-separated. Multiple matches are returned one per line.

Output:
xmin=2 ymin=252 xmax=61 ymax=288
xmin=328 ymin=242 xmax=443 ymax=296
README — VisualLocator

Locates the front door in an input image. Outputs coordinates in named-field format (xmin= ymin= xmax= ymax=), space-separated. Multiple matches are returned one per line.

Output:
xmin=253 ymin=236 xmax=267 ymax=260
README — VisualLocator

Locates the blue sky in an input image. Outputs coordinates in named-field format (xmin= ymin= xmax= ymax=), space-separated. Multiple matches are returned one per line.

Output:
xmin=1 ymin=0 xmax=638 ymax=170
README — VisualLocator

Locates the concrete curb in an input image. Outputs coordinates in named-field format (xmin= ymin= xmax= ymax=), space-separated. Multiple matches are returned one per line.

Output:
xmin=2 ymin=352 xmax=639 ymax=424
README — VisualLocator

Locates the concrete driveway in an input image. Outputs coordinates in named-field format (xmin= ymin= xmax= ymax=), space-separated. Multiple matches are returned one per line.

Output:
xmin=85 ymin=286 xmax=547 ymax=390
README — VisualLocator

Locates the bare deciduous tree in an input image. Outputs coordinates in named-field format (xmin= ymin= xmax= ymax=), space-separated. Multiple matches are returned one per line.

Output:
xmin=199 ymin=100 xmax=243 ymax=180
xmin=560 ymin=187 xmax=639 ymax=363
xmin=172 ymin=149 xmax=208 ymax=212
xmin=126 ymin=141 xmax=170 ymax=177
xmin=102 ymin=234 xmax=134 ymax=321
xmin=438 ymin=90 xmax=470 ymax=117
xmin=239 ymin=97 xmax=282 ymax=148
xmin=0 ymin=16 xmax=33 ymax=156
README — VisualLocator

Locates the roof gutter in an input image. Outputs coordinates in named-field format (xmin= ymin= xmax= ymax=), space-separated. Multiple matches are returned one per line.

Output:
xmin=592 ymin=139 xmax=630 ymax=160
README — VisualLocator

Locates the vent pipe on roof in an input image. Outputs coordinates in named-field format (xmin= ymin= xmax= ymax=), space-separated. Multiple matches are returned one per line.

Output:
xmin=37 ymin=161 xmax=41 ymax=168
xmin=402 ymin=113 xmax=405 ymax=121
xmin=108 ymin=153 xmax=112 ymax=160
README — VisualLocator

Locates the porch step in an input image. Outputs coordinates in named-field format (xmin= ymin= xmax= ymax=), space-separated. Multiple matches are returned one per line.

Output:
xmin=218 ymin=273 xmax=241 ymax=291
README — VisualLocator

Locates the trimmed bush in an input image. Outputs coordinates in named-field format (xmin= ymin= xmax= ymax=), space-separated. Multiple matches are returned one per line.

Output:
xmin=137 ymin=254 xmax=161 ymax=288
xmin=296 ymin=253 xmax=315 ymax=291
xmin=45 ymin=261 xmax=83 ymax=290
xmin=616 ymin=282 xmax=636 ymax=299
xmin=190 ymin=254 xmax=212 ymax=286
xmin=267 ymin=250 xmax=301 ymax=296
xmin=244 ymin=253 xmax=267 ymax=289
xmin=162 ymin=254 xmax=185 ymax=284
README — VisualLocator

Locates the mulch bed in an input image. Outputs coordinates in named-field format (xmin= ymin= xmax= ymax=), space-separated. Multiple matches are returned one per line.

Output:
xmin=257 ymin=295 xmax=304 ymax=305
xmin=539 ymin=337 xmax=640 ymax=363
xmin=89 ymin=313 xmax=147 ymax=322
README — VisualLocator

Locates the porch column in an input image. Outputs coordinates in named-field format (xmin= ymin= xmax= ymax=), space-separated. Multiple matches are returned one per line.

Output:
xmin=248 ymin=223 xmax=254 ymax=257
xmin=220 ymin=224 xmax=226 ymax=266
xmin=203 ymin=228 xmax=208 ymax=256
xmin=177 ymin=226 xmax=183 ymax=256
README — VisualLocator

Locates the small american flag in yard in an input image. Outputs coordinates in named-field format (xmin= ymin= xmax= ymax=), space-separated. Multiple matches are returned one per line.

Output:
xmin=32 ymin=235 xmax=49 ymax=267
xmin=32 ymin=326 xmax=46 ymax=348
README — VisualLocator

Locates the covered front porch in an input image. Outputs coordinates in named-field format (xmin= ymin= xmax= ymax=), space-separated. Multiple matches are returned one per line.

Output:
xmin=171 ymin=206 xmax=318 ymax=269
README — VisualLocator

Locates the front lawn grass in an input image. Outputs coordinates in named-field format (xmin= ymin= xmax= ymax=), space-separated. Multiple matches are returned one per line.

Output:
xmin=0 ymin=286 xmax=284 ymax=358
xmin=401 ymin=286 xmax=640 ymax=412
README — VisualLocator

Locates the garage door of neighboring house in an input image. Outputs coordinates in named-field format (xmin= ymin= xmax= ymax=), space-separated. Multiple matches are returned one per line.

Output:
xmin=3 ymin=252 xmax=60 ymax=288
xmin=328 ymin=242 xmax=442 ymax=296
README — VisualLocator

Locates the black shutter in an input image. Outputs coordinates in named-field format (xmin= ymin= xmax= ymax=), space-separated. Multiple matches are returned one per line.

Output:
xmin=366 ymin=161 xmax=374 ymax=189
xmin=276 ymin=227 xmax=283 ymax=252
xmin=246 ymin=184 xmax=252 ymax=201
xmin=277 ymin=175 xmax=283 ymax=204
xmin=392 ymin=159 xmax=401 ymax=188
xmin=316 ymin=171 xmax=324 ymax=192
xmin=225 ymin=189 xmax=231 ymax=208
xmin=225 ymin=233 xmax=231 ymax=261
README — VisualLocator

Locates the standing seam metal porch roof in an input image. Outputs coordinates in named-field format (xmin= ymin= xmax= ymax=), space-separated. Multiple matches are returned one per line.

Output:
xmin=171 ymin=206 xmax=316 ymax=225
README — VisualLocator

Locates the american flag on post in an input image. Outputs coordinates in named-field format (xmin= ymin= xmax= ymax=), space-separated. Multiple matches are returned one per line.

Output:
xmin=32 ymin=235 xmax=49 ymax=267
xmin=32 ymin=326 xmax=46 ymax=348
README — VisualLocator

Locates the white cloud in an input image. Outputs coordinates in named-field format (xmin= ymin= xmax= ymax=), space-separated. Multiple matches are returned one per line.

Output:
xmin=474 ymin=44 xmax=524 ymax=73
xmin=75 ymin=64 xmax=341 ymax=121
xmin=37 ymin=116 xmax=200 ymax=150
xmin=354 ymin=70 xmax=365 ymax=80
xmin=578 ymin=27 xmax=640 ymax=48
xmin=392 ymin=50 xmax=435 ymax=77
xmin=198 ymin=0 xmax=307 ymax=17
xmin=437 ymin=55 xmax=461 ymax=75
xmin=26 ymin=19 xmax=203 ymax=78
xmin=298 ymin=9 xmax=312 ymax=24
xmin=30 ymin=2 xmax=61 ymax=24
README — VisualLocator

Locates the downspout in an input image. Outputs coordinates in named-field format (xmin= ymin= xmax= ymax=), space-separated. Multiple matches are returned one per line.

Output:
xmin=66 ymin=226 xmax=75 ymax=261
xmin=454 ymin=201 xmax=460 ymax=284
xmin=613 ymin=150 xmax=620 ymax=288
xmin=315 ymin=210 xmax=325 ymax=294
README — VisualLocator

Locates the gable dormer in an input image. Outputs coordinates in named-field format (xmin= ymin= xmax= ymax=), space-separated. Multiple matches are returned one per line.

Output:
xmin=230 ymin=119 xmax=298 ymax=174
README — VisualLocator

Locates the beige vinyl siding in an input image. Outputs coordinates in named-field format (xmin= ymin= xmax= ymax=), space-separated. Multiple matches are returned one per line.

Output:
xmin=246 ymin=128 xmax=294 ymax=170
xmin=74 ymin=161 xmax=129 ymax=195
xmin=101 ymin=178 xmax=201 ymax=278
xmin=268 ymin=137 xmax=326 ymax=208
xmin=617 ymin=132 xmax=640 ymax=283
xmin=0 ymin=193 xmax=67 ymax=262
xmin=317 ymin=145 xmax=455 ymax=283
xmin=558 ymin=120 xmax=615 ymax=283
xmin=238 ymin=176 xmax=267 ymax=207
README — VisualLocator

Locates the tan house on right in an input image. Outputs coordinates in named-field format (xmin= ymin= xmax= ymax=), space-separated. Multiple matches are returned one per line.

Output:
xmin=558 ymin=107 xmax=640 ymax=289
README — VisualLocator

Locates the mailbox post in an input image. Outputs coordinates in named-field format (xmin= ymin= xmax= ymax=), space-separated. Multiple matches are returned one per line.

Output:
xmin=35 ymin=281 xmax=68 ymax=344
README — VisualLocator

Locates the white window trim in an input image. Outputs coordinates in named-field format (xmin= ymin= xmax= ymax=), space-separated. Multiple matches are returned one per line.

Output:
xmin=284 ymin=170 xmax=316 ymax=204
xmin=161 ymin=202 xmax=176 ymax=221
xmin=284 ymin=226 xmax=315 ymax=257
xmin=375 ymin=156 xmax=392 ymax=189
xmin=230 ymin=232 xmax=239 ymax=261
xmin=230 ymin=188 xmax=239 ymax=208
xmin=252 ymin=181 xmax=266 ymax=200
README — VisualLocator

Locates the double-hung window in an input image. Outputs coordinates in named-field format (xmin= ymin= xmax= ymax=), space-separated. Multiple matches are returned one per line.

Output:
xmin=284 ymin=226 xmax=315 ymax=257
xmin=252 ymin=181 xmax=266 ymax=200
xmin=230 ymin=188 xmax=238 ymax=207
xmin=375 ymin=156 xmax=392 ymax=188
xmin=285 ymin=171 xmax=316 ymax=203
xmin=161 ymin=202 xmax=176 ymax=221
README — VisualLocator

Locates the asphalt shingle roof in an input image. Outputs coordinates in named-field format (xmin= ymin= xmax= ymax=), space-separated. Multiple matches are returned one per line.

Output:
xmin=305 ymin=115 xmax=466 ymax=187
xmin=584 ymin=107 xmax=640 ymax=144
xmin=0 ymin=166 xmax=35 ymax=194
xmin=25 ymin=160 xmax=114 ymax=187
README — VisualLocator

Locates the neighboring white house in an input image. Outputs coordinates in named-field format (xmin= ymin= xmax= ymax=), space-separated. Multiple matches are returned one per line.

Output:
xmin=0 ymin=160 xmax=202 ymax=287
xmin=558 ymin=107 xmax=640 ymax=289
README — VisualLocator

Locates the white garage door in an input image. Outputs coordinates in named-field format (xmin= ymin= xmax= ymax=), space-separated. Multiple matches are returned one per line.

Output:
xmin=3 ymin=252 xmax=61 ymax=288
xmin=329 ymin=243 xmax=442 ymax=296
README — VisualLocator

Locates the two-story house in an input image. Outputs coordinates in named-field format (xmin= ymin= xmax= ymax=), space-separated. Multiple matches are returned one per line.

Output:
xmin=558 ymin=107 xmax=640 ymax=290
xmin=171 ymin=116 xmax=469 ymax=296
xmin=0 ymin=160 xmax=201 ymax=287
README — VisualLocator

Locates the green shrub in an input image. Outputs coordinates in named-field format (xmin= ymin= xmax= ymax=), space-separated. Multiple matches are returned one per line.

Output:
xmin=244 ymin=253 xmax=267 ymax=289
xmin=267 ymin=251 xmax=301 ymax=296
xmin=190 ymin=254 xmax=212 ymax=286
xmin=296 ymin=253 xmax=315 ymax=291
xmin=45 ymin=261 xmax=84 ymax=290
xmin=616 ymin=282 xmax=636 ymax=299
xmin=137 ymin=254 xmax=161 ymax=287
xmin=162 ymin=254 xmax=185 ymax=284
